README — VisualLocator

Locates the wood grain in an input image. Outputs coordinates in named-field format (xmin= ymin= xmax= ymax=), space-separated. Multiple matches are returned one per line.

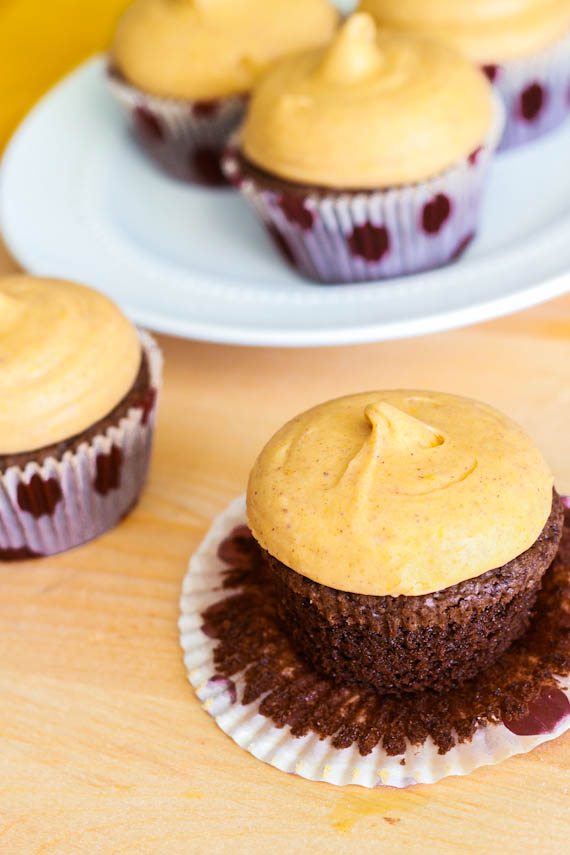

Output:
xmin=2 ymin=244 xmax=570 ymax=854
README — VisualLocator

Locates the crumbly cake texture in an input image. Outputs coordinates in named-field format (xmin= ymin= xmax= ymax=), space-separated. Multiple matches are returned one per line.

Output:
xmin=179 ymin=496 xmax=570 ymax=787
xmin=267 ymin=494 xmax=563 ymax=693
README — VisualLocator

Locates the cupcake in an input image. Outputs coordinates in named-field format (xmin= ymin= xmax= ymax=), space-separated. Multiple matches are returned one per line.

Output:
xmin=223 ymin=14 xmax=503 ymax=283
xmin=0 ymin=276 xmax=162 ymax=560
xmin=246 ymin=390 xmax=563 ymax=693
xmin=360 ymin=0 xmax=570 ymax=149
xmin=108 ymin=0 xmax=339 ymax=186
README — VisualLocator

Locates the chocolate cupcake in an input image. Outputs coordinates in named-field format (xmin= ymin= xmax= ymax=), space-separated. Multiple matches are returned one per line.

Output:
xmin=0 ymin=276 xmax=162 ymax=560
xmin=360 ymin=0 xmax=570 ymax=149
xmin=108 ymin=0 xmax=339 ymax=185
xmin=223 ymin=14 xmax=503 ymax=283
xmin=247 ymin=390 xmax=561 ymax=694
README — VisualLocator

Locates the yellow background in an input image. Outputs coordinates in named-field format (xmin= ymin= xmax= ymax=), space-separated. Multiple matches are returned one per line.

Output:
xmin=0 ymin=0 xmax=129 ymax=150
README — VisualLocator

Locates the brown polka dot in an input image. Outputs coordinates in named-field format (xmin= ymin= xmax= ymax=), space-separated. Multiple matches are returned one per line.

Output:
xmin=192 ymin=147 xmax=226 ymax=186
xmin=192 ymin=100 xmax=219 ymax=119
xmin=520 ymin=83 xmax=546 ymax=122
xmin=0 ymin=545 xmax=42 ymax=562
xmin=17 ymin=474 xmax=62 ymax=518
xmin=468 ymin=146 xmax=483 ymax=166
xmin=278 ymin=195 xmax=315 ymax=231
xmin=504 ymin=687 xmax=570 ymax=735
xmin=422 ymin=194 xmax=452 ymax=235
xmin=140 ymin=387 xmax=157 ymax=426
xmin=94 ymin=446 xmax=123 ymax=496
xmin=347 ymin=223 xmax=390 ymax=263
xmin=134 ymin=106 xmax=165 ymax=141
xmin=482 ymin=64 xmax=500 ymax=83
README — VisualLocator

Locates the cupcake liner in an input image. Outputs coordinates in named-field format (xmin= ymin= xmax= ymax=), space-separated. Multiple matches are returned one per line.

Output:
xmin=107 ymin=65 xmax=246 ymax=186
xmin=0 ymin=331 xmax=162 ymax=560
xmin=179 ymin=495 xmax=570 ymax=789
xmin=485 ymin=32 xmax=570 ymax=150
xmin=222 ymin=98 xmax=504 ymax=283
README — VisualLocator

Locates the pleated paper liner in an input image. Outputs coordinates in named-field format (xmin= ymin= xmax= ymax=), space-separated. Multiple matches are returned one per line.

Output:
xmin=179 ymin=495 xmax=570 ymax=788
xmin=222 ymin=97 xmax=504 ymax=284
xmin=486 ymin=31 xmax=570 ymax=150
xmin=107 ymin=65 xmax=246 ymax=186
xmin=0 ymin=331 xmax=162 ymax=559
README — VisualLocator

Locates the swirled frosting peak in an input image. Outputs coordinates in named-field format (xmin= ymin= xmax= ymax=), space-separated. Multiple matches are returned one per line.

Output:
xmin=317 ymin=12 xmax=383 ymax=83
xmin=241 ymin=14 xmax=494 ymax=188
xmin=0 ymin=276 xmax=141 ymax=455
xmin=360 ymin=0 xmax=570 ymax=63
xmin=112 ymin=0 xmax=339 ymax=99
xmin=247 ymin=390 xmax=554 ymax=597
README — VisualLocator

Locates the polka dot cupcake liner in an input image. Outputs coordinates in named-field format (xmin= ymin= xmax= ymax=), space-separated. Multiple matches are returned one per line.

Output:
xmin=107 ymin=66 xmax=246 ymax=187
xmin=484 ymin=31 xmax=570 ymax=150
xmin=222 ymin=98 xmax=504 ymax=284
xmin=179 ymin=495 xmax=570 ymax=789
xmin=0 ymin=331 xmax=162 ymax=561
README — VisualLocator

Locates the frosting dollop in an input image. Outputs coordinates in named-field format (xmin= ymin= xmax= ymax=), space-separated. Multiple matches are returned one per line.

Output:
xmin=360 ymin=0 xmax=570 ymax=63
xmin=241 ymin=13 xmax=494 ymax=188
xmin=111 ymin=0 xmax=339 ymax=99
xmin=247 ymin=390 xmax=554 ymax=597
xmin=0 ymin=276 xmax=141 ymax=455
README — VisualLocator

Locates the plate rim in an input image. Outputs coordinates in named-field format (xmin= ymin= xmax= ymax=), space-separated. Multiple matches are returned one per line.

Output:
xmin=2 ymin=56 xmax=570 ymax=348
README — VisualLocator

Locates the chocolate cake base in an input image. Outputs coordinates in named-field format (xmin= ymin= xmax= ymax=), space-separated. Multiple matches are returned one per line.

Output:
xmin=0 ymin=336 xmax=160 ymax=561
xmin=266 ymin=493 xmax=564 ymax=694
xmin=201 ymin=507 xmax=570 ymax=757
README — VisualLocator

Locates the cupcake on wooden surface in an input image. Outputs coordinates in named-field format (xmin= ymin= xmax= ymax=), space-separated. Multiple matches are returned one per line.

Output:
xmin=224 ymin=13 xmax=503 ymax=283
xmin=247 ymin=390 xmax=562 ymax=693
xmin=0 ymin=276 xmax=162 ymax=560
xmin=360 ymin=0 xmax=570 ymax=149
xmin=108 ymin=0 xmax=339 ymax=185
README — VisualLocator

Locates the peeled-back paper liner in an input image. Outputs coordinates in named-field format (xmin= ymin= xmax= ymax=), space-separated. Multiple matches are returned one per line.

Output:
xmin=0 ymin=331 xmax=162 ymax=559
xmin=222 ymin=97 xmax=504 ymax=283
xmin=490 ymin=31 xmax=570 ymax=150
xmin=107 ymin=67 xmax=246 ymax=185
xmin=179 ymin=495 xmax=570 ymax=789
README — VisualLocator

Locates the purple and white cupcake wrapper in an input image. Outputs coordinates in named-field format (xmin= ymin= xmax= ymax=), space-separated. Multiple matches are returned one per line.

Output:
xmin=484 ymin=31 xmax=570 ymax=150
xmin=107 ymin=65 xmax=246 ymax=186
xmin=222 ymin=98 xmax=504 ymax=283
xmin=179 ymin=495 xmax=570 ymax=789
xmin=0 ymin=331 xmax=162 ymax=560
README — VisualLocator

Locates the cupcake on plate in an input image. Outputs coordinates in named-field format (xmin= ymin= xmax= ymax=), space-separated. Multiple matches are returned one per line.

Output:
xmin=223 ymin=13 xmax=503 ymax=283
xmin=108 ymin=0 xmax=339 ymax=186
xmin=0 ymin=276 xmax=162 ymax=560
xmin=247 ymin=390 xmax=563 ymax=693
xmin=360 ymin=0 xmax=570 ymax=149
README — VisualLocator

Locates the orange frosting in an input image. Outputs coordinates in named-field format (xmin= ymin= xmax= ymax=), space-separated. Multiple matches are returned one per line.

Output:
xmin=0 ymin=276 xmax=141 ymax=454
xmin=247 ymin=390 xmax=553 ymax=597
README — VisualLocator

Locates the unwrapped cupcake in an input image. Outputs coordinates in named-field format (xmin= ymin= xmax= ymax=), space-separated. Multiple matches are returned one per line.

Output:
xmin=223 ymin=13 xmax=503 ymax=283
xmin=108 ymin=0 xmax=339 ymax=185
xmin=360 ymin=0 xmax=570 ymax=149
xmin=0 ymin=276 xmax=162 ymax=560
xmin=247 ymin=390 xmax=562 ymax=693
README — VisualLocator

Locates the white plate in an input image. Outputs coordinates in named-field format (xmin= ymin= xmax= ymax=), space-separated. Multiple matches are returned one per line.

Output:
xmin=2 ymin=56 xmax=570 ymax=347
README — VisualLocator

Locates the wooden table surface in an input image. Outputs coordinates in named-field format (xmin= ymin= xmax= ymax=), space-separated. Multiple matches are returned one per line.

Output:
xmin=2 ymin=239 xmax=570 ymax=854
